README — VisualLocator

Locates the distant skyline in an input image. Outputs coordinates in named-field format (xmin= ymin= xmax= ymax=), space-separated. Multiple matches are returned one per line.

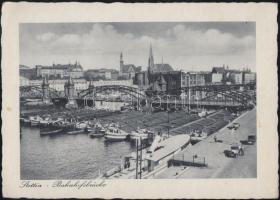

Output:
xmin=19 ymin=22 xmax=255 ymax=71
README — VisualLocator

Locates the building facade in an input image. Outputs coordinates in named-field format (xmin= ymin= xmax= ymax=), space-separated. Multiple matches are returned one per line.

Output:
xmin=85 ymin=69 xmax=119 ymax=80
xmin=134 ymin=45 xmax=181 ymax=95
xmin=119 ymin=52 xmax=141 ymax=79
xmin=35 ymin=61 xmax=84 ymax=79
xmin=243 ymin=72 xmax=256 ymax=84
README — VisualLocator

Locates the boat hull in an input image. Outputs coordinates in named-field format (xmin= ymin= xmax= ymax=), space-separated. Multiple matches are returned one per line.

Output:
xmin=40 ymin=128 xmax=63 ymax=136
xmin=67 ymin=129 xmax=84 ymax=135
xmin=89 ymin=133 xmax=104 ymax=138
xmin=104 ymin=134 xmax=128 ymax=141
xmin=30 ymin=121 xmax=40 ymax=126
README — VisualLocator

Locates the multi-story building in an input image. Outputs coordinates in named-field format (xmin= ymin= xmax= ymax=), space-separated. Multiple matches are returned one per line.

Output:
xmin=212 ymin=66 xmax=250 ymax=84
xmin=35 ymin=61 xmax=84 ymax=79
xmin=148 ymin=71 xmax=182 ymax=95
xmin=91 ymin=79 xmax=134 ymax=87
xmin=243 ymin=72 xmax=256 ymax=84
xmin=85 ymin=69 xmax=119 ymax=80
xmin=27 ymin=78 xmax=88 ymax=92
xmin=231 ymin=72 xmax=243 ymax=84
xmin=119 ymin=52 xmax=141 ymax=79
xmin=211 ymin=73 xmax=223 ymax=83
xmin=133 ymin=71 xmax=149 ymax=90
xmin=187 ymin=71 xmax=207 ymax=86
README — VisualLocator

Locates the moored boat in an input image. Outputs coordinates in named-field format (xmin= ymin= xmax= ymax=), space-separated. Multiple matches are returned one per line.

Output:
xmin=40 ymin=128 xmax=63 ymax=136
xmin=89 ymin=122 xmax=106 ymax=138
xmin=104 ymin=123 xmax=129 ymax=141
xmin=23 ymin=117 xmax=31 ymax=124
xmin=67 ymin=128 xmax=84 ymax=135
xmin=130 ymin=128 xmax=152 ymax=141
xmin=30 ymin=115 xmax=42 ymax=126
xmin=39 ymin=116 xmax=52 ymax=127
xmin=76 ymin=121 xmax=88 ymax=130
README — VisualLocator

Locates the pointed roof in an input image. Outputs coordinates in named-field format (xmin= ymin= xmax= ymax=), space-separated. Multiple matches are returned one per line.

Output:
xmin=153 ymin=64 xmax=174 ymax=73
xmin=149 ymin=43 xmax=153 ymax=58
xmin=65 ymin=76 xmax=74 ymax=86
xmin=159 ymin=75 xmax=167 ymax=84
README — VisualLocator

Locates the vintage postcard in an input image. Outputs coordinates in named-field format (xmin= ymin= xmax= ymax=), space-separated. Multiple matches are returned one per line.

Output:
xmin=1 ymin=2 xmax=278 ymax=199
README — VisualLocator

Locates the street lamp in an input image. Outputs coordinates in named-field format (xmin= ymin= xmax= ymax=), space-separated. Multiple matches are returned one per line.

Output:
xmin=167 ymin=95 xmax=170 ymax=137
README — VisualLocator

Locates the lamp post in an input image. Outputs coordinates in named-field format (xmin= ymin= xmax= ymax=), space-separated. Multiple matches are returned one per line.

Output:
xmin=167 ymin=95 xmax=170 ymax=137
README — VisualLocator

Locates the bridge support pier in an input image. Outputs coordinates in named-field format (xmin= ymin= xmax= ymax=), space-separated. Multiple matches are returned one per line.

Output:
xmin=42 ymin=77 xmax=52 ymax=105
xmin=64 ymin=77 xmax=78 ymax=109
xmin=86 ymin=81 xmax=96 ymax=108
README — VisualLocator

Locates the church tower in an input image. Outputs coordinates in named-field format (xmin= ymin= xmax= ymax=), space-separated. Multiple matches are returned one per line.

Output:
xmin=148 ymin=44 xmax=155 ymax=74
xmin=120 ymin=52 xmax=124 ymax=75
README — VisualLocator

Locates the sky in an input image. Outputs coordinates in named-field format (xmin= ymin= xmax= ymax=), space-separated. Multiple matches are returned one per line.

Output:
xmin=19 ymin=22 xmax=255 ymax=71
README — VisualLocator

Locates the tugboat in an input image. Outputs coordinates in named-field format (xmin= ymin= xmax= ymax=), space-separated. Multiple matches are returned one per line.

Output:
xmin=104 ymin=123 xmax=129 ymax=141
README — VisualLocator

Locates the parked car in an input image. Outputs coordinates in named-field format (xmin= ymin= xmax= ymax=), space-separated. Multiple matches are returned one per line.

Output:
xmin=227 ymin=125 xmax=234 ymax=130
xmin=224 ymin=145 xmax=244 ymax=158
xmin=233 ymin=123 xmax=240 ymax=130
xmin=248 ymin=135 xmax=256 ymax=144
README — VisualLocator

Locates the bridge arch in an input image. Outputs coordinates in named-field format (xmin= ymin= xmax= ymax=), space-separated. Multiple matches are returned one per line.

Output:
xmin=77 ymin=85 xmax=147 ymax=100
xmin=20 ymin=85 xmax=61 ymax=99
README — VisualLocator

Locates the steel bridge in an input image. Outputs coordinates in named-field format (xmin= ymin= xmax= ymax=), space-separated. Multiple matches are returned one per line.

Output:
xmin=77 ymin=85 xmax=146 ymax=100
xmin=149 ymin=83 xmax=256 ymax=110
xmin=20 ymin=85 xmax=63 ymax=99
xmin=20 ymin=82 xmax=256 ymax=109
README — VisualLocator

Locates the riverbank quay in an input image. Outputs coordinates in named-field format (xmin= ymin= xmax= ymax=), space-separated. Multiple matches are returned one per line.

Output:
xmin=155 ymin=108 xmax=256 ymax=178
xmin=99 ymin=110 xmax=200 ymax=133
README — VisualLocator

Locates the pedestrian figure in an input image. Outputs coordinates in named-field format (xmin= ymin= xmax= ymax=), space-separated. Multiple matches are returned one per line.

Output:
xmin=214 ymin=136 xmax=217 ymax=142
xmin=238 ymin=143 xmax=244 ymax=156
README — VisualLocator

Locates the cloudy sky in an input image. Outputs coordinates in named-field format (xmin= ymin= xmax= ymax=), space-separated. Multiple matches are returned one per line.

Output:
xmin=19 ymin=22 xmax=255 ymax=71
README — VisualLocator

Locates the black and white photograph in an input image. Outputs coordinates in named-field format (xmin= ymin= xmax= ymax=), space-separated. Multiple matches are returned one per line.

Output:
xmin=2 ymin=2 xmax=278 ymax=199
xmin=19 ymin=22 xmax=257 ymax=180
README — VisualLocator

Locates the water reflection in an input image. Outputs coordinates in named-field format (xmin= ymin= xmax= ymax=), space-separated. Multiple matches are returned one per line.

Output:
xmin=20 ymin=126 xmax=135 ymax=180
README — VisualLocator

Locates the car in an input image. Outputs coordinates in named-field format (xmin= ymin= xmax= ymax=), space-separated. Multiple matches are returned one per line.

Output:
xmin=224 ymin=145 xmax=244 ymax=158
xmin=227 ymin=125 xmax=234 ymax=130
xmin=233 ymin=123 xmax=240 ymax=130
xmin=248 ymin=135 xmax=256 ymax=144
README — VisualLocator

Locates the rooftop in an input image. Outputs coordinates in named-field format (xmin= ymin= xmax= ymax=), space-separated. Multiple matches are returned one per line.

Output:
xmin=146 ymin=134 xmax=190 ymax=162
xmin=150 ymin=63 xmax=174 ymax=73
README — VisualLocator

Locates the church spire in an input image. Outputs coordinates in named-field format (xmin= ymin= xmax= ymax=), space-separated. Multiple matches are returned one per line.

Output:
xmin=120 ymin=52 xmax=124 ymax=74
xmin=148 ymin=43 xmax=154 ymax=73
xmin=149 ymin=43 xmax=153 ymax=58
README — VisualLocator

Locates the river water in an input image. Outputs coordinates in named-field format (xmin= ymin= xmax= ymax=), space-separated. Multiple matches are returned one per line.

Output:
xmin=20 ymin=126 xmax=135 ymax=180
